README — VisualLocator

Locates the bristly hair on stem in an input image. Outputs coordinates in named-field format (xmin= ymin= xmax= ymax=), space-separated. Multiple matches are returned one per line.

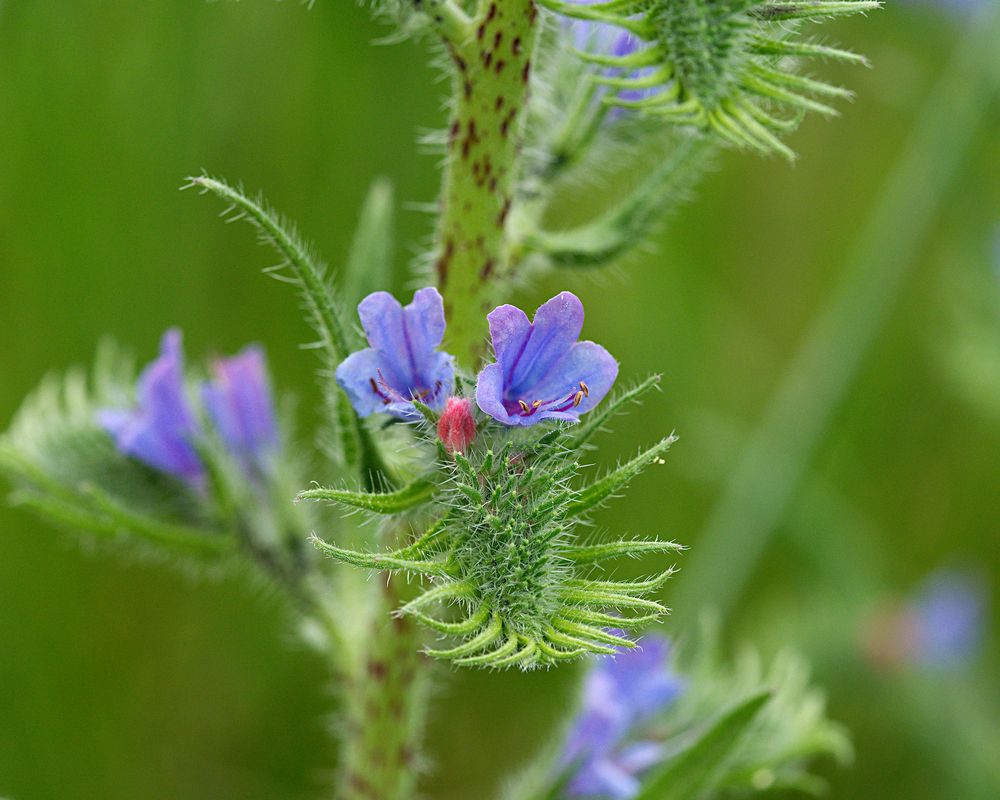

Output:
xmin=185 ymin=175 xmax=393 ymax=490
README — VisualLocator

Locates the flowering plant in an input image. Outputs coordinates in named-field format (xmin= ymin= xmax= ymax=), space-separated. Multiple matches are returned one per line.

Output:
xmin=0 ymin=1 xmax=883 ymax=797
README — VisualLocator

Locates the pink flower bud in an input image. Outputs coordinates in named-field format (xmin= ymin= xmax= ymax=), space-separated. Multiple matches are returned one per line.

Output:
xmin=437 ymin=397 xmax=476 ymax=454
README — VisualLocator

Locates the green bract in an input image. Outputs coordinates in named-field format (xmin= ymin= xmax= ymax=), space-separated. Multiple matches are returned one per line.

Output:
xmin=305 ymin=378 xmax=684 ymax=670
xmin=541 ymin=0 xmax=877 ymax=160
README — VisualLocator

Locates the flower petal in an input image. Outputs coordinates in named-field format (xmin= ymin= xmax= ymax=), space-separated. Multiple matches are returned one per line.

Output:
xmin=486 ymin=303 xmax=532 ymax=374
xmin=358 ymin=288 xmax=447 ymax=391
xmin=98 ymin=329 xmax=204 ymax=483
xmin=507 ymin=291 xmax=585 ymax=397
xmin=475 ymin=362 xmax=515 ymax=425
xmin=335 ymin=348 xmax=388 ymax=418
xmin=526 ymin=340 xmax=619 ymax=416
xmin=202 ymin=345 xmax=278 ymax=462
xmin=136 ymin=329 xmax=197 ymax=432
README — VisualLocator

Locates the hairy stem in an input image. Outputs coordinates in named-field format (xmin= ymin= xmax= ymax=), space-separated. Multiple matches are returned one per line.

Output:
xmin=435 ymin=0 xmax=541 ymax=367
xmin=337 ymin=573 xmax=427 ymax=800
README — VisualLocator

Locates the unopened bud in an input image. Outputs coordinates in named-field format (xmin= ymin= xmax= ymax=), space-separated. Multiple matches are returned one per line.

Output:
xmin=437 ymin=397 xmax=476 ymax=454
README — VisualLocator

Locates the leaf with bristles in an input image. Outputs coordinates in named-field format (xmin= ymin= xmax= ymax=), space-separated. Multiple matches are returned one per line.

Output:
xmin=565 ymin=538 xmax=684 ymax=565
xmin=186 ymin=174 xmax=391 ymax=488
xmin=309 ymin=534 xmax=455 ymax=576
xmin=565 ymin=435 xmax=677 ymax=517
xmin=564 ymin=374 xmax=662 ymax=450
xmin=297 ymin=477 xmax=437 ymax=514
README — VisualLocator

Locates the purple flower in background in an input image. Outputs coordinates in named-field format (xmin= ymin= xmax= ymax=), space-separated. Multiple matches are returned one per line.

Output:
xmin=862 ymin=568 xmax=988 ymax=672
xmin=202 ymin=345 xmax=278 ymax=471
xmin=562 ymin=635 xmax=684 ymax=798
xmin=912 ymin=570 xmax=986 ymax=667
xmin=569 ymin=2 xmax=663 ymax=109
xmin=476 ymin=292 xmax=618 ymax=427
xmin=336 ymin=287 xmax=454 ymax=420
xmin=98 ymin=329 xmax=204 ymax=484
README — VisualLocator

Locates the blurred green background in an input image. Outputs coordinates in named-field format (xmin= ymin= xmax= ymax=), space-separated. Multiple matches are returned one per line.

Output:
xmin=1 ymin=1 xmax=998 ymax=798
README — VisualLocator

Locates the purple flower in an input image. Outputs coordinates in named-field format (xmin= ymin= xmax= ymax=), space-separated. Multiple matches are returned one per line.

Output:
xmin=336 ymin=287 xmax=455 ymax=420
xmin=202 ymin=345 xmax=278 ymax=471
xmin=98 ymin=329 xmax=204 ymax=484
xmin=476 ymin=291 xmax=618 ymax=427
xmin=568 ymin=2 xmax=663 ymax=109
xmin=912 ymin=570 xmax=986 ymax=667
xmin=562 ymin=635 xmax=684 ymax=799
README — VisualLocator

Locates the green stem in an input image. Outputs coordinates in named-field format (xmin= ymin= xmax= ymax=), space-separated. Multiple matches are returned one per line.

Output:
xmin=336 ymin=568 xmax=427 ymax=800
xmin=435 ymin=0 xmax=542 ymax=367
xmin=673 ymin=4 xmax=1000 ymax=623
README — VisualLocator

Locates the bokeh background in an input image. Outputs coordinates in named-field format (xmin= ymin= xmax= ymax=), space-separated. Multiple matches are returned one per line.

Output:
xmin=1 ymin=1 xmax=998 ymax=798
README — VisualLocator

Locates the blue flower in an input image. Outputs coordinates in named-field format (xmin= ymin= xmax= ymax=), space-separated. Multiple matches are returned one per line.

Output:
xmin=202 ymin=345 xmax=278 ymax=472
xmin=336 ymin=287 xmax=455 ymax=420
xmin=912 ymin=570 xmax=986 ymax=667
xmin=476 ymin=291 xmax=618 ymax=427
xmin=561 ymin=635 xmax=684 ymax=799
xmin=568 ymin=2 xmax=664 ymax=109
xmin=98 ymin=329 xmax=204 ymax=484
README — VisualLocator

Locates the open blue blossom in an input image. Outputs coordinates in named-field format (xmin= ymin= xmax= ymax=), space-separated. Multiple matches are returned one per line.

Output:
xmin=912 ymin=570 xmax=986 ymax=667
xmin=561 ymin=635 xmax=684 ymax=798
xmin=98 ymin=329 xmax=204 ymax=484
xmin=476 ymin=291 xmax=618 ymax=427
xmin=202 ymin=345 xmax=278 ymax=471
xmin=336 ymin=287 xmax=454 ymax=420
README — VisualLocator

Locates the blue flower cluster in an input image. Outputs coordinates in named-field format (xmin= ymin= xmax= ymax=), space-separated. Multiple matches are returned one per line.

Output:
xmin=336 ymin=287 xmax=618 ymax=427
xmin=98 ymin=329 xmax=278 ymax=484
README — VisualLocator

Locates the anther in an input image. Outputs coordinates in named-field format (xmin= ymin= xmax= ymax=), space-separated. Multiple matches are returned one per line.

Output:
xmin=573 ymin=391 xmax=584 ymax=407
xmin=579 ymin=380 xmax=590 ymax=397
xmin=518 ymin=399 xmax=530 ymax=414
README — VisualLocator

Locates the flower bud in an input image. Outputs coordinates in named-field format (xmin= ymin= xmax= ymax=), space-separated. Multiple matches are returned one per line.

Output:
xmin=437 ymin=397 xmax=476 ymax=454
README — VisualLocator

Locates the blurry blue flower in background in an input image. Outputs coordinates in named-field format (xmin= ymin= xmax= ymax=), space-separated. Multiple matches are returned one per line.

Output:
xmin=567 ymin=1 xmax=664 ymax=109
xmin=911 ymin=570 xmax=987 ymax=667
xmin=98 ymin=328 xmax=204 ymax=484
xmin=202 ymin=344 xmax=278 ymax=473
xmin=862 ymin=568 xmax=988 ymax=672
xmin=99 ymin=330 xmax=281 ymax=484
xmin=561 ymin=635 xmax=684 ymax=798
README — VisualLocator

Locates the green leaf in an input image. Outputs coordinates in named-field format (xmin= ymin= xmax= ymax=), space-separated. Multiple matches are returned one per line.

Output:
xmin=296 ymin=477 xmax=438 ymax=514
xmin=309 ymin=534 xmax=455 ymax=577
xmin=343 ymin=177 xmax=395 ymax=306
xmin=187 ymin=175 xmax=392 ymax=489
xmin=635 ymin=691 xmax=772 ymax=800
xmin=523 ymin=140 xmax=712 ymax=269
xmin=565 ymin=434 xmax=677 ymax=517
xmin=564 ymin=538 xmax=684 ymax=565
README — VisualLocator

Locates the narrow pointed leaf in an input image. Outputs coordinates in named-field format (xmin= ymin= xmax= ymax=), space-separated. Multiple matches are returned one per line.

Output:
xmin=634 ymin=691 xmax=772 ymax=800
xmin=297 ymin=477 xmax=437 ymax=514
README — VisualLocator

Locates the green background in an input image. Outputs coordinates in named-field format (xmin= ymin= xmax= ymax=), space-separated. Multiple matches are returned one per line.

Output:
xmin=1 ymin=2 xmax=998 ymax=798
